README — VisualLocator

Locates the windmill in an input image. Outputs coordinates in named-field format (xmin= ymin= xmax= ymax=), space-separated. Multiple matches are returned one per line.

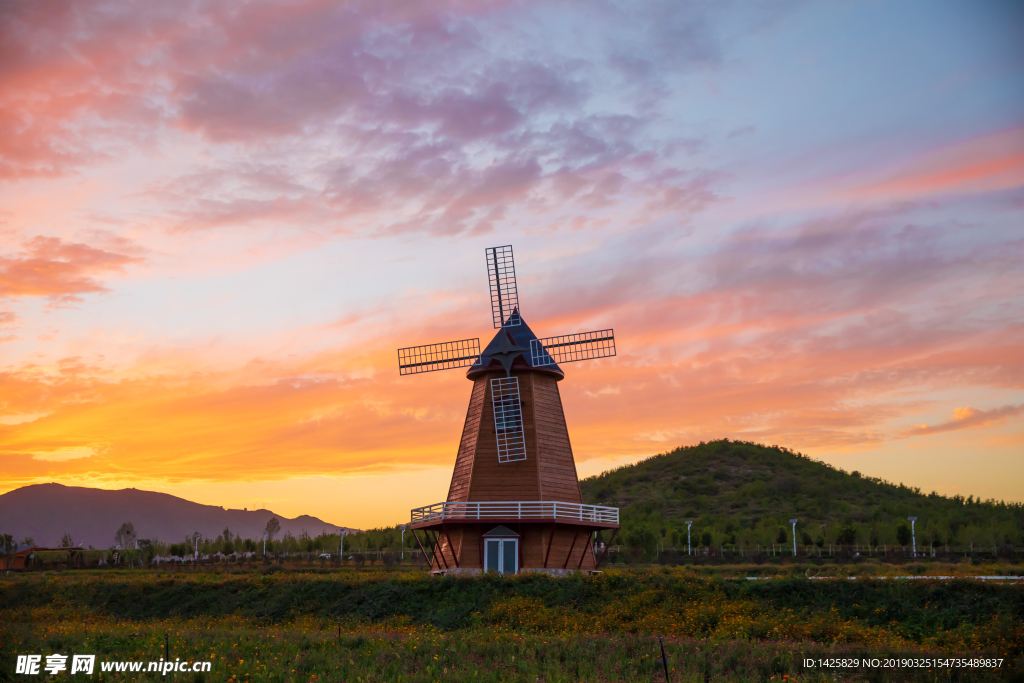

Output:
xmin=400 ymin=245 xmax=619 ymax=575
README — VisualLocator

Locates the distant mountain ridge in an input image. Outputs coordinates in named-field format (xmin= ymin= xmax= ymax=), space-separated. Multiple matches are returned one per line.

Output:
xmin=0 ymin=483 xmax=358 ymax=549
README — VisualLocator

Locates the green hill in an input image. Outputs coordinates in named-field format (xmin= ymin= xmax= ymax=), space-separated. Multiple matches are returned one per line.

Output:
xmin=579 ymin=439 xmax=1023 ymax=556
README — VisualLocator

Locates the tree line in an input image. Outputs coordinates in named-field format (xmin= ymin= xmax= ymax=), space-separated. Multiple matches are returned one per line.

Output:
xmin=1 ymin=517 xmax=425 ymax=567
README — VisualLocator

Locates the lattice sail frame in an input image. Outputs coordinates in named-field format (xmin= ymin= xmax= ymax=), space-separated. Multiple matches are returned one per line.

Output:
xmin=490 ymin=377 xmax=527 ymax=462
xmin=486 ymin=245 xmax=521 ymax=328
xmin=530 ymin=329 xmax=616 ymax=366
xmin=398 ymin=338 xmax=481 ymax=375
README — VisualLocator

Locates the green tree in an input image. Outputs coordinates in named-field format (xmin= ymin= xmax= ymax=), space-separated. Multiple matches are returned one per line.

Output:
xmin=137 ymin=539 xmax=154 ymax=564
xmin=836 ymin=524 xmax=857 ymax=545
xmin=776 ymin=528 xmax=787 ymax=544
xmin=625 ymin=526 xmax=657 ymax=559
xmin=264 ymin=517 xmax=281 ymax=541
xmin=222 ymin=540 xmax=235 ymax=555
xmin=114 ymin=522 xmax=137 ymax=549
xmin=800 ymin=531 xmax=813 ymax=546
xmin=700 ymin=530 xmax=712 ymax=547
xmin=60 ymin=532 xmax=74 ymax=548
xmin=1 ymin=533 xmax=15 ymax=567
xmin=896 ymin=523 xmax=911 ymax=546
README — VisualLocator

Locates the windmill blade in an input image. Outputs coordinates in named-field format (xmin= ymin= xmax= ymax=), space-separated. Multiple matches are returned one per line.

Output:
xmin=485 ymin=245 xmax=521 ymax=328
xmin=531 ymin=329 xmax=616 ymax=366
xmin=490 ymin=377 xmax=527 ymax=462
xmin=398 ymin=338 xmax=481 ymax=375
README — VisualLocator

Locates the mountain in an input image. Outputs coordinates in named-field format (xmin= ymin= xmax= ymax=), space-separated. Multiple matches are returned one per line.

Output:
xmin=579 ymin=439 xmax=1023 ymax=550
xmin=0 ymin=483 xmax=358 ymax=549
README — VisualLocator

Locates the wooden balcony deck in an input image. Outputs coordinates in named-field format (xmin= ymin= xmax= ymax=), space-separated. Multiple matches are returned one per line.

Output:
xmin=409 ymin=500 xmax=619 ymax=529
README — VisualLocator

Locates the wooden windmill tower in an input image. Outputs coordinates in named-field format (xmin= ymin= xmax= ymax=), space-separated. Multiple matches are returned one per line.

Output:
xmin=399 ymin=246 xmax=618 ymax=575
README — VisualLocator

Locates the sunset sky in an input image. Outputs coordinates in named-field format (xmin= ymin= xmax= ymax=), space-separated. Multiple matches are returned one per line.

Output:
xmin=2 ymin=0 xmax=1022 ymax=530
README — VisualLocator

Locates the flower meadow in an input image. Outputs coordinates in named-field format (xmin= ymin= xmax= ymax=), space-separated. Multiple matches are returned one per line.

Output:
xmin=1 ymin=567 xmax=1020 ymax=682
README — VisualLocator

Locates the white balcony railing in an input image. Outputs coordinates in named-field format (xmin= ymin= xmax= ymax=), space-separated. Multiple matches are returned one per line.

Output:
xmin=411 ymin=500 xmax=618 ymax=525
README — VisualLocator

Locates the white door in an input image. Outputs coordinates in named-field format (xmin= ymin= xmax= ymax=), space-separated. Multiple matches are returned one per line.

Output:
xmin=484 ymin=538 xmax=518 ymax=574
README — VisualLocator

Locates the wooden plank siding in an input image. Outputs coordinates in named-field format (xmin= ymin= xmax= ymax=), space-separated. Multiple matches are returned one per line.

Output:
xmin=431 ymin=525 xmax=470 ymax=571
xmin=532 ymin=375 xmax=583 ymax=503
xmin=431 ymin=523 xmax=598 ymax=571
xmin=446 ymin=380 xmax=486 ymax=502
xmin=448 ymin=369 xmax=583 ymax=505
xmin=464 ymin=370 xmax=542 ymax=501
xmin=433 ymin=366 xmax=608 ymax=570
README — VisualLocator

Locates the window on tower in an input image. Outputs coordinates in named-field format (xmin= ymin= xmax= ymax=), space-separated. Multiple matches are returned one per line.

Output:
xmin=490 ymin=377 xmax=527 ymax=462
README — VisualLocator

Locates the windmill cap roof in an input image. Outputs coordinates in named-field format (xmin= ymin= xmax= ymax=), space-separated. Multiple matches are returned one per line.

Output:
xmin=466 ymin=313 xmax=564 ymax=380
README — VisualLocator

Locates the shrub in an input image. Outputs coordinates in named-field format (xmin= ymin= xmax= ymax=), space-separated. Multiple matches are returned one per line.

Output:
xmin=625 ymin=526 xmax=657 ymax=560
xmin=836 ymin=525 xmax=857 ymax=545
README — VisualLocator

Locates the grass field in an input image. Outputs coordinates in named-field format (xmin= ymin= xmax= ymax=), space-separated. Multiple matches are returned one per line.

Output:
xmin=2 ymin=566 xmax=1021 ymax=682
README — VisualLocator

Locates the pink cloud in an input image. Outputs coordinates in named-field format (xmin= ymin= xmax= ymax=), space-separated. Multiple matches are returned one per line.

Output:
xmin=3 ymin=0 xmax=722 ymax=240
xmin=0 ymin=236 xmax=144 ymax=302
xmin=839 ymin=128 xmax=1024 ymax=202
xmin=903 ymin=404 xmax=1024 ymax=437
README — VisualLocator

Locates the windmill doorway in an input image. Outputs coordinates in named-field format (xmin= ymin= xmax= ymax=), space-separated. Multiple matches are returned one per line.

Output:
xmin=482 ymin=526 xmax=519 ymax=574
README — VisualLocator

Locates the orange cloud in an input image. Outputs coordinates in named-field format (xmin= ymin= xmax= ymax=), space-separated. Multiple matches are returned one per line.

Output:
xmin=1 ymin=196 xmax=1020 ymax=511
xmin=0 ymin=236 xmax=143 ymax=304
xmin=1 ymin=279 xmax=1019 ymax=495
xmin=903 ymin=404 xmax=1024 ymax=437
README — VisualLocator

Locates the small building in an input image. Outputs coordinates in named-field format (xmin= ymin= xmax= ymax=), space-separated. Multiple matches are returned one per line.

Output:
xmin=0 ymin=546 xmax=79 ymax=570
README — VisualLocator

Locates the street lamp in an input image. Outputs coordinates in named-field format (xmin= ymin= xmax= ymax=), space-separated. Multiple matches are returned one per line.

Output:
xmin=789 ymin=519 xmax=798 ymax=557
xmin=908 ymin=517 xmax=917 ymax=557
xmin=339 ymin=528 xmax=344 ymax=559
xmin=263 ymin=531 xmax=268 ymax=556
xmin=685 ymin=521 xmax=693 ymax=556
xmin=400 ymin=525 xmax=406 ymax=560
xmin=193 ymin=532 xmax=201 ymax=561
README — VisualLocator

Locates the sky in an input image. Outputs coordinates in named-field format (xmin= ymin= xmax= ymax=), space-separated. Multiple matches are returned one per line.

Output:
xmin=1 ymin=0 xmax=1022 ymax=530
